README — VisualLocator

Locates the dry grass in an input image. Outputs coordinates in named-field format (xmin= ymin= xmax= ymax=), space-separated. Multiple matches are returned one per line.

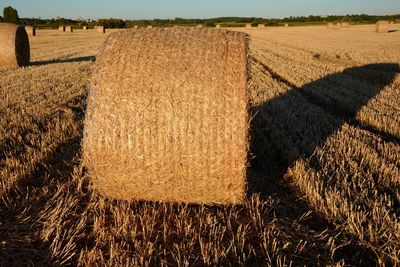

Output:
xmin=0 ymin=25 xmax=399 ymax=266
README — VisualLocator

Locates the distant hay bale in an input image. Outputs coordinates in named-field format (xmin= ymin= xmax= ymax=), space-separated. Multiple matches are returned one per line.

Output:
xmin=245 ymin=23 xmax=252 ymax=29
xmin=341 ymin=22 xmax=350 ymax=28
xmin=197 ymin=24 xmax=203 ymax=28
xmin=0 ymin=23 xmax=30 ymax=68
xmin=335 ymin=23 xmax=342 ymax=28
xmin=216 ymin=24 xmax=221 ymax=28
xmin=284 ymin=23 xmax=289 ymax=27
xmin=58 ymin=26 xmax=65 ymax=32
xmin=97 ymin=26 xmax=105 ymax=33
xmin=83 ymin=27 xmax=249 ymax=205
xmin=83 ymin=26 xmax=88 ymax=30
xmin=376 ymin=20 xmax=389 ymax=33
xmin=327 ymin=23 xmax=338 ymax=29
xmin=257 ymin=24 xmax=265 ymax=28
xmin=134 ymin=25 xmax=139 ymax=29
xmin=65 ymin=26 xmax=73 ymax=33
xmin=390 ymin=21 xmax=394 ymax=24
xmin=147 ymin=25 xmax=153 ymax=29
xmin=25 ymin=26 xmax=36 ymax=36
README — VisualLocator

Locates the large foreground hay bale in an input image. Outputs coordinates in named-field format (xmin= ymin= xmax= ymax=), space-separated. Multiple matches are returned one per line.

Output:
xmin=83 ymin=28 xmax=249 ymax=204
xmin=0 ymin=23 xmax=30 ymax=68
xmin=25 ymin=26 xmax=36 ymax=36
xmin=96 ymin=26 xmax=105 ymax=33
xmin=58 ymin=26 xmax=65 ymax=32
xmin=376 ymin=20 xmax=389 ymax=33
xmin=65 ymin=26 xmax=73 ymax=32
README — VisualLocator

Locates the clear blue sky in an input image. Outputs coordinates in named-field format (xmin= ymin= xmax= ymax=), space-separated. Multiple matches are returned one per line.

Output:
xmin=1 ymin=0 xmax=399 ymax=20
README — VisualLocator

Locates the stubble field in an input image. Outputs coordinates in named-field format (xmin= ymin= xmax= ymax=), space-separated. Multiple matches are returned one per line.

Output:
xmin=0 ymin=25 xmax=399 ymax=266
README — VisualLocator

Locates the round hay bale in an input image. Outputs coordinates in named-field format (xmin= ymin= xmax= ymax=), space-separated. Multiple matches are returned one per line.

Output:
xmin=245 ymin=23 xmax=252 ymax=29
xmin=25 ymin=26 xmax=36 ymax=36
xmin=376 ymin=20 xmax=389 ymax=33
xmin=58 ymin=26 xmax=65 ymax=32
xmin=83 ymin=27 xmax=249 ymax=204
xmin=197 ymin=24 xmax=203 ymax=28
xmin=96 ymin=26 xmax=105 ymax=33
xmin=257 ymin=24 xmax=265 ymax=28
xmin=340 ymin=22 xmax=350 ymax=28
xmin=147 ymin=25 xmax=153 ymax=29
xmin=284 ymin=23 xmax=289 ymax=27
xmin=65 ymin=26 xmax=73 ymax=33
xmin=216 ymin=24 xmax=221 ymax=28
xmin=0 ymin=23 xmax=30 ymax=68
xmin=134 ymin=25 xmax=139 ymax=29
xmin=83 ymin=26 xmax=88 ymax=30
xmin=327 ymin=23 xmax=336 ymax=29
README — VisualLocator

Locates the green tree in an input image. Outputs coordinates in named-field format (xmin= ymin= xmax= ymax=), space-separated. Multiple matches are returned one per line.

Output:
xmin=3 ymin=6 xmax=19 ymax=24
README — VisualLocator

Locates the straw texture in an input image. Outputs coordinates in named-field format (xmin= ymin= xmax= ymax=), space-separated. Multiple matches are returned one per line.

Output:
xmin=25 ymin=26 xmax=36 ymax=36
xmin=83 ymin=27 xmax=249 ymax=204
xmin=376 ymin=21 xmax=389 ymax=33
xmin=0 ymin=23 xmax=30 ymax=68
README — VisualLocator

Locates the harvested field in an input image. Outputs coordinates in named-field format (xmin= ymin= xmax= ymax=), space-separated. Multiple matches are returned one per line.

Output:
xmin=0 ymin=24 xmax=399 ymax=266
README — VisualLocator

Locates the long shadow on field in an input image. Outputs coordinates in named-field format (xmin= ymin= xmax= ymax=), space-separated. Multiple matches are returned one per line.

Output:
xmin=1 ymin=62 xmax=398 ymax=266
xmin=31 ymin=55 xmax=95 ymax=66
xmin=0 ymin=97 xmax=86 ymax=265
xmin=247 ymin=62 xmax=399 ymax=263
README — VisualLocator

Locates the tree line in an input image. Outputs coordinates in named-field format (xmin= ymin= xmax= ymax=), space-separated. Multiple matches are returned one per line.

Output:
xmin=1 ymin=6 xmax=399 ymax=28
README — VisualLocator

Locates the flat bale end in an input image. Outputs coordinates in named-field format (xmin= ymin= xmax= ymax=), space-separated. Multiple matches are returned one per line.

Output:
xmin=0 ymin=23 xmax=30 ymax=68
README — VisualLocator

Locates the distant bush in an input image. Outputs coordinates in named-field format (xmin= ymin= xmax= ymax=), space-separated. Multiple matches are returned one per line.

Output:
xmin=3 ymin=6 xmax=19 ymax=24
xmin=96 ymin=19 xmax=126 ymax=29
